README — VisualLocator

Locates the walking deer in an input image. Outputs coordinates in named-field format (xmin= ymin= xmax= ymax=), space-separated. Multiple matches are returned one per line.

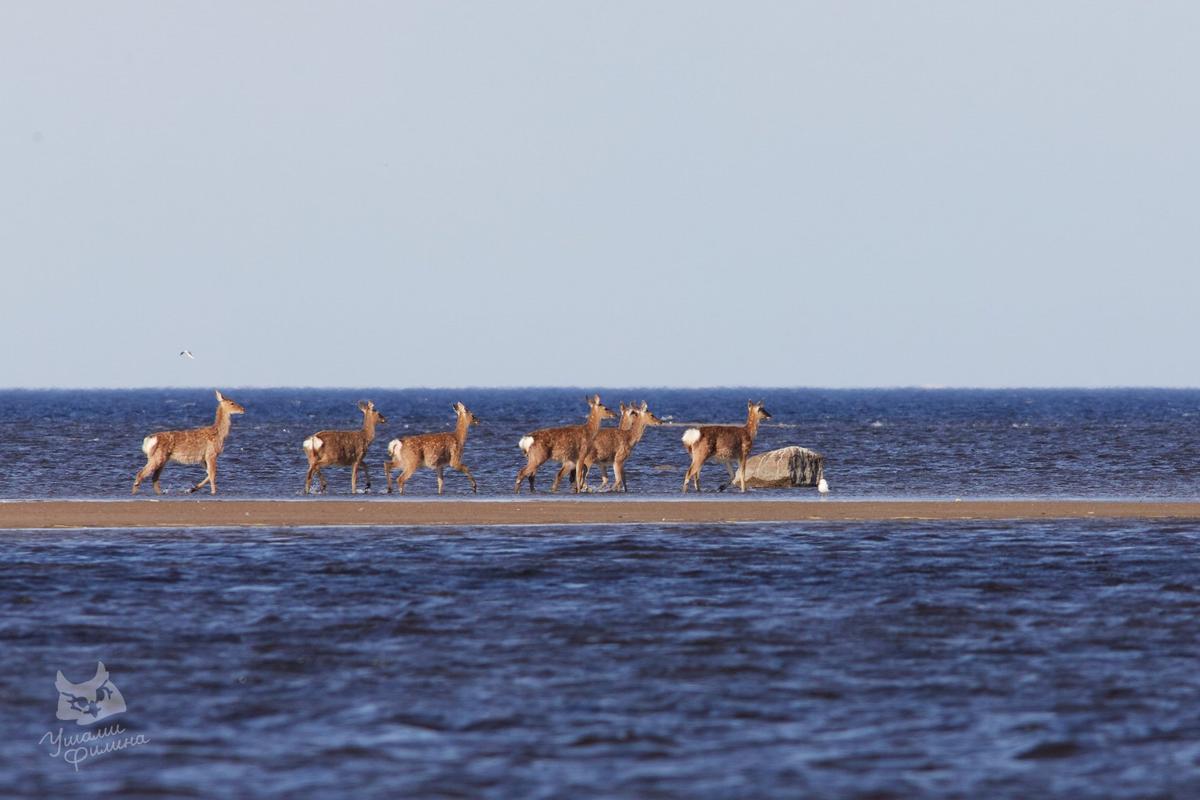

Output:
xmin=132 ymin=390 xmax=245 ymax=495
xmin=681 ymin=400 xmax=771 ymax=493
xmin=302 ymin=400 xmax=386 ymax=494
xmin=384 ymin=402 xmax=480 ymax=495
xmin=514 ymin=394 xmax=615 ymax=494
xmin=574 ymin=402 xmax=633 ymax=490
xmin=581 ymin=401 xmax=663 ymax=492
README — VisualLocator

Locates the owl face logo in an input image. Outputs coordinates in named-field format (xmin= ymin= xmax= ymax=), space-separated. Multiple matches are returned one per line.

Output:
xmin=55 ymin=662 xmax=126 ymax=726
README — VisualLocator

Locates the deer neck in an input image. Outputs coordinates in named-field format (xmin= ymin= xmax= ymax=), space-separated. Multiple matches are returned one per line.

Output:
xmin=627 ymin=414 xmax=650 ymax=446
xmin=585 ymin=408 xmax=605 ymax=437
xmin=362 ymin=414 xmax=377 ymax=444
xmin=212 ymin=405 xmax=234 ymax=450
xmin=454 ymin=415 xmax=471 ymax=448
xmin=745 ymin=411 xmax=762 ymax=442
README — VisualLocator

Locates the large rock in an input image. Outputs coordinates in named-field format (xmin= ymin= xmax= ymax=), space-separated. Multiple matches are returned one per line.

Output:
xmin=719 ymin=446 xmax=825 ymax=491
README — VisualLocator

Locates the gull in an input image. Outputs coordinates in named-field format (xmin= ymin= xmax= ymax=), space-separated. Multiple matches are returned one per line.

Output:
xmin=180 ymin=350 xmax=195 ymax=359
xmin=817 ymin=478 xmax=829 ymax=494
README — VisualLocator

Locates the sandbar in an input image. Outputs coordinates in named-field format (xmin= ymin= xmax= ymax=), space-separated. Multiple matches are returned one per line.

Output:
xmin=2 ymin=499 xmax=1200 ymax=529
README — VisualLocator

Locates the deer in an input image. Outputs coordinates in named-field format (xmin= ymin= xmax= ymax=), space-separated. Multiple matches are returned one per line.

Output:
xmin=574 ymin=401 xmax=633 ymax=490
xmin=384 ymin=402 xmax=481 ymax=495
xmin=681 ymin=400 xmax=771 ymax=493
xmin=132 ymin=390 xmax=245 ymax=495
xmin=580 ymin=401 xmax=664 ymax=492
xmin=514 ymin=394 xmax=615 ymax=494
xmin=302 ymin=400 xmax=386 ymax=494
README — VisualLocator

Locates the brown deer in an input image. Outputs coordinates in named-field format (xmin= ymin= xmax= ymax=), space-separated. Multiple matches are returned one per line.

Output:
xmin=302 ymin=400 xmax=386 ymax=494
xmin=574 ymin=402 xmax=633 ymax=490
xmin=681 ymin=400 xmax=771 ymax=493
xmin=384 ymin=402 xmax=480 ymax=495
xmin=132 ymin=390 xmax=245 ymax=495
xmin=514 ymin=394 xmax=615 ymax=494
xmin=581 ymin=401 xmax=663 ymax=492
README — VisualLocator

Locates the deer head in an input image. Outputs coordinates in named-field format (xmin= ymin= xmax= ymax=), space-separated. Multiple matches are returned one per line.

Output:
xmin=586 ymin=394 xmax=616 ymax=421
xmin=358 ymin=400 xmax=387 ymax=425
xmin=748 ymin=400 xmax=771 ymax=422
xmin=453 ymin=402 xmax=481 ymax=426
xmin=215 ymin=390 xmax=246 ymax=415
xmin=636 ymin=400 xmax=664 ymax=427
xmin=617 ymin=402 xmax=636 ymax=430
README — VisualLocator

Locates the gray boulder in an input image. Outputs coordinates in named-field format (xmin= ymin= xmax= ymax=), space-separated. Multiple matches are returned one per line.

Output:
xmin=719 ymin=446 xmax=826 ymax=491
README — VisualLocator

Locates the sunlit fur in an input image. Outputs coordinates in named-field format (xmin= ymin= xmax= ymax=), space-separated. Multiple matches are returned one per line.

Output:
xmin=303 ymin=401 xmax=386 ymax=494
xmin=132 ymin=390 xmax=245 ymax=496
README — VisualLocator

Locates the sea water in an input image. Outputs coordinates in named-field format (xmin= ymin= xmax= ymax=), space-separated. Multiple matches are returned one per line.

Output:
xmin=2 ymin=389 xmax=1199 ymax=798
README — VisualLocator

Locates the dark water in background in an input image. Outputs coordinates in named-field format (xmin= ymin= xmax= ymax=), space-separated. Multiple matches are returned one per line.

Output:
xmin=4 ymin=389 xmax=1200 ymax=797
xmin=2 ymin=387 xmax=1200 ymax=498
xmin=3 ymin=522 xmax=1200 ymax=798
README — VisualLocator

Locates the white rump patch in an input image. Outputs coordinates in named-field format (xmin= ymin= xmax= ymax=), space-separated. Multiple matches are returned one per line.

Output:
xmin=141 ymin=436 xmax=158 ymax=456
xmin=681 ymin=428 xmax=701 ymax=448
xmin=387 ymin=439 xmax=403 ymax=459
xmin=518 ymin=435 xmax=534 ymax=454
xmin=303 ymin=435 xmax=323 ymax=453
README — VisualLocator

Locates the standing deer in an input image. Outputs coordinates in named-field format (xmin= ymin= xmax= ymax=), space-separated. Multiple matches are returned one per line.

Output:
xmin=302 ymin=400 xmax=386 ymax=494
xmin=514 ymin=394 xmax=615 ymax=494
xmin=681 ymin=400 xmax=771 ymax=493
xmin=132 ymin=390 xmax=245 ymax=495
xmin=580 ymin=401 xmax=663 ymax=492
xmin=384 ymin=402 xmax=481 ymax=495
xmin=574 ymin=402 xmax=633 ymax=490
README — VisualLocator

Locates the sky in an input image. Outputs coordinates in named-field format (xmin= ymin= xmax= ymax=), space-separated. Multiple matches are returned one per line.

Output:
xmin=2 ymin=2 xmax=1197 ymax=388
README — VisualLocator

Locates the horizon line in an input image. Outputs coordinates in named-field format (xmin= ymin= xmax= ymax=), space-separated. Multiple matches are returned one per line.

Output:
xmin=2 ymin=384 xmax=1200 ymax=392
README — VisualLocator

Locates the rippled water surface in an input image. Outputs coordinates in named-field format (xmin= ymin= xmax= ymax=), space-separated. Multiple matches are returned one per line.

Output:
xmin=2 ymin=387 xmax=1200 ymax=498
xmin=4 ymin=521 xmax=1200 ymax=798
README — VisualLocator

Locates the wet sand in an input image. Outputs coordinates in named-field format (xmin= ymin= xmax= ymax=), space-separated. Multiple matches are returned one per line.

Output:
xmin=3 ymin=499 xmax=1200 ymax=529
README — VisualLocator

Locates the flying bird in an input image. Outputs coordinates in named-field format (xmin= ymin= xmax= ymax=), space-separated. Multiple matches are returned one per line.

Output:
xmin=180 ymin=350 xmax=195 ymax=359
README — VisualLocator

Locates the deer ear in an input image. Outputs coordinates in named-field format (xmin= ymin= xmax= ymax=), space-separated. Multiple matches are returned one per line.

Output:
xmin=358 ymin=401 xmax=368 ymax=411
xmin=215 ymin=390 xmax=224 ymax=402
xmin=56 ymin=670 xmax=70 ymax=691
xmin=94 ymin=661 xmax=108 ymax=683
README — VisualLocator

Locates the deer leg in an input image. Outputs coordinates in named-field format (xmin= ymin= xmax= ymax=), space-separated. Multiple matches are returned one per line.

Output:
xmin=361 ymin=461 xmax=371 ymax=492
xmin=384 ymin=461 xmax=394 ymax=493
xmin=132 ymin=458 xmax=158 ymax=495
xmin=453 ymin=462 xmax=478 ymax=493
xmin=209 ymin=456 xmax=218 ymax=494
xmin=551 ymin=462 xmax=573 ymax=493
xmin=435 ymin=466 xmax=445 ymax=495
xmin=396 ymin=463 xmax=418 ymax=495
xmin=682 ymin=461 xmax=697 ymax=493
xmin=612 ymin=460 xmax=624 ymax=493
xmin=739 ymin=456 xmax=748 ymax=493
xmin=683 ymin=451 xmax=705 ymax=493
xmin=150 ymin=464 xmax=167 ymax=495
xmin=189 ymin=455 xmax=217 ymax=494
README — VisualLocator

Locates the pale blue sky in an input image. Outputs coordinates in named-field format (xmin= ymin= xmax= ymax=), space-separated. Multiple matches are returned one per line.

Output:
xmin=2 ymin=2 xmax=1197 ymax=388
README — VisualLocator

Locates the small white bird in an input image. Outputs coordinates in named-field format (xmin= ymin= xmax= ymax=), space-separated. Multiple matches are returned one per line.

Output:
xmin=180 ymin=350 xmax=195 ymax=359
xmin=817 ymin=478 xmax=830 ymax=494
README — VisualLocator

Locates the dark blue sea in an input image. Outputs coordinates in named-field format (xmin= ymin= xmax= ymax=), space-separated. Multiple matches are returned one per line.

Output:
xmin=2 ymin=389 xmax=1199 ymax=798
